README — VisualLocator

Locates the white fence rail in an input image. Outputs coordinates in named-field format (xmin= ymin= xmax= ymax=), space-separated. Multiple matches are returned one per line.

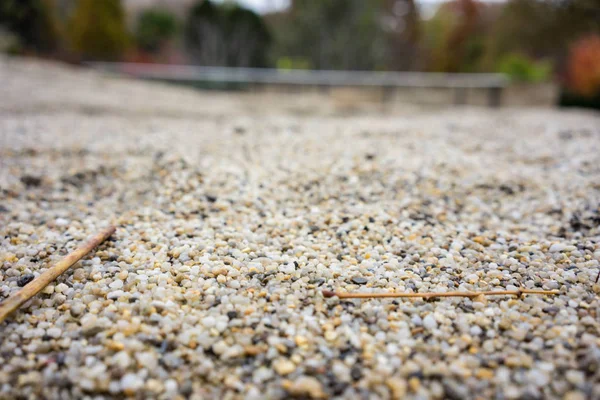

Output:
xmin=88 ymin=62 xmax=508 ymax=107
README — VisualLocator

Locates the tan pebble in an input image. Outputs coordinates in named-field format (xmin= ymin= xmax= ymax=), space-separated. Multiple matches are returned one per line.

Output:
xmin=285 ymin=376 xmax=325 ymax=399
xmin=42 ymin=285 xmax=54 ymax=294
xmin=4 ymin=253 xmax=18 ymax=263
xmin=224 ymin=375 xmax=240 ymax=389
xmin=106 ymin=341 xmax=125 ymax=351
xmin=473 ymin=294 xmax=487 ymax=305
xmin=505 ymin=357 xmax=520 ymax=368
xmin=473 ymin=236 xmax=491 ymax=246
xmin=564 ymin=391 xmax=586 ymax=400
xmin=295 ymin=336 xmax=308 ymax=347
xmin=498 ymin=318 xmax=512 ymax=331
xmin=244 ymin=345 xmax=263 ymax=356
xmin=146 ymin=379 xmax=164 ymax=393
xmin=408 ymin=377 xmax=420 ymax=392
xmin=73 ymin=269 xmax=86 ymax=281
xmin=273 ymin=359 xmax=295 ymax=375
xmin=475 ymin=368 xmax=494 ymax=379
xmin=386 ymin=378 xmax=407 ymax=399
xmin=275 ymin=343 xmax=287 ymax=353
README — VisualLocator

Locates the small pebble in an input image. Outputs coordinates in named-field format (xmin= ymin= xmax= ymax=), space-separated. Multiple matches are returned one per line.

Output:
xmin=17 ymin=274 xmax=35 ymax=287
xmin=351 ymin=277 xmax=368 ymax=285
xmin=273 ymin=359 xmax=296 ymax=375
xmin=423 ymin=314 xmax=438 ymax=330
xmin=120 ymin=373 xmax=144 ymax=395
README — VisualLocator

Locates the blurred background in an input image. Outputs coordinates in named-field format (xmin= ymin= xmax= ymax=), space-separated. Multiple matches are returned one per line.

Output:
xmin=1 ymin=0 xmax=599 ymax=109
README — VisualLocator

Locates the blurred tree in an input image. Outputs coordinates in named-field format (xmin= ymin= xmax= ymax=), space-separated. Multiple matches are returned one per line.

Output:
xmin=560 ymin=34 xmax=600 ymax=109
xmin=565 ymin=35 xmax=600 ymax=98
xmin=68 ymin=0 xmax=128 ymax=60
xmin=487 ymin=0 xmax=600 ymax=67
xmin=423 ymin=0 xmax=484 ymax=72
xmin=0 ymin=0 xmax=60 ymax=53
xmin=185 ymin=1 xmax=271 ymax=67
xmin=267 ymin=0 xmax=390 ymax=71
xmin=135 ymin=9 xmax=178 ymax=54
xmin=382 ymin=0 xmax=421 ymax=70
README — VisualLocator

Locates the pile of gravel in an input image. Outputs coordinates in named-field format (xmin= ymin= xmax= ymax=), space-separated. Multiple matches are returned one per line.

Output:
xmin=1 ymin=58 xmax=600 ymax=399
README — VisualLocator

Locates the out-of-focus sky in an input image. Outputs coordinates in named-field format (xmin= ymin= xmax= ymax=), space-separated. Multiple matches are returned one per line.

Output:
xmin=233 ymin=0 xmax=290 ymax=13
xmin=126 ymin=0 xmax=508 ymax=16
xmin=234 ymin=0 xmax=508 ymax=13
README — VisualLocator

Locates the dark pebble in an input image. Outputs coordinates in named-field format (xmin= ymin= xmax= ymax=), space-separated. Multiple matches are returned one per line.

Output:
xmin=20 ymin=175 xmax=42 ymax=187
xmin=227 ymin=311 xmax=239 ymax=319
xmin=351 ymin=365 xmax=362 ymax=381
xmin=542 ymin=306 xmax=560 ymax=315
xmin=180 ymin=380 xmax=194 ymax=396
xmin=17 ymin=274 xmax=35 ymax=287
xmin=332 ymin=381 xmax=349 ymax=395
xmin=351 ymin=277 xmax=368 ymax=285
xmin=444 ymin=380 xmax=469 ymax=400
xmin=159 ymin=339 xmax=176 ymax=353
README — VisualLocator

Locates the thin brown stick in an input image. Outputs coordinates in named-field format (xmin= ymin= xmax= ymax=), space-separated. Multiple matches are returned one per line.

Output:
xmin=0 ymin=226 xmax=116 ymax=323
xmin=322 ymin=288 xmax=559 ymax=299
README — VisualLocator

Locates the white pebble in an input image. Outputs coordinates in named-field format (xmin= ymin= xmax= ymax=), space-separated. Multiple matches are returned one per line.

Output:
xmin=109 ymin=280 xmax=123 ymax=289
xmin=120 ymin=373 xmax=143 ymax=392
xmin=423 ymin=314 xmax=438 ymax=330
xmin=55 ymin=218 xmax=69 ymax=226
xmin=549 ymin=243 xmax=567 ymax=253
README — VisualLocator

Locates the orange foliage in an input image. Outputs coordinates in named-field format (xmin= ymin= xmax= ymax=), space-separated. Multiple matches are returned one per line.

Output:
xmin=567 ymin=35 xmax=600 ymax=97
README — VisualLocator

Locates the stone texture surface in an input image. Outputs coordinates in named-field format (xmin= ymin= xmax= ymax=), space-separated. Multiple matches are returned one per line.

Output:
xmin=1 ymin=57 xmax=599 ymax=399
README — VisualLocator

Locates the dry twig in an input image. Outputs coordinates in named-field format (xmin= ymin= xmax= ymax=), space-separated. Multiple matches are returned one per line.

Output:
xmin=0 ymin=226 xmax=116 ymax=323
xmin=322 ymin=288 xmax=559 ymax=299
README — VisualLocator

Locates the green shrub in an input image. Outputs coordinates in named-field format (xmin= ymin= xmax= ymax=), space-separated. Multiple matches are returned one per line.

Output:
xmin=497 ymin=53 xmax=552 ymax=83
xmin=276 ymin=57 xmax=311 ymax=70
xmin=68 ymin=0 xmax=128 ymax=61
xmin=135 ymin=9 xmax=177 ymax=53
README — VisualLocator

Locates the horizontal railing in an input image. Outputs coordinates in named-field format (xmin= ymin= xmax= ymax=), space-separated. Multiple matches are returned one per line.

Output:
xmin=87 ymin=62 xmax=508 ymax=106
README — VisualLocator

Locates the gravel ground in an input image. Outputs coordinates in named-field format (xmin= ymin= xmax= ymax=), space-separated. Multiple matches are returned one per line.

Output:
xmin=1 ymin=57 xmax=600 ymax=400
